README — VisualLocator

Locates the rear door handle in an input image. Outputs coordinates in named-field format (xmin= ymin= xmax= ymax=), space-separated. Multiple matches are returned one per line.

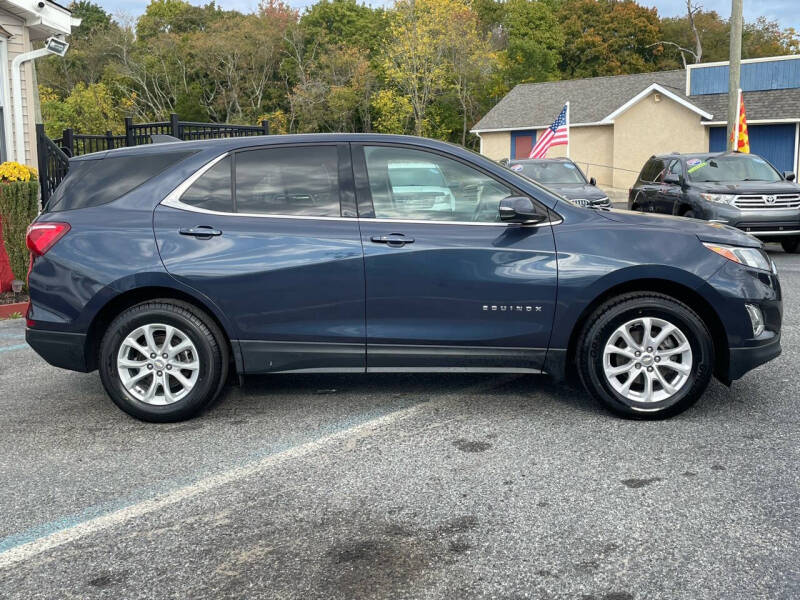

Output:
xmin=370 ymin=234 xmax=415 ymax=247
xmin=179 ymin=226 xmax=222 ymax=238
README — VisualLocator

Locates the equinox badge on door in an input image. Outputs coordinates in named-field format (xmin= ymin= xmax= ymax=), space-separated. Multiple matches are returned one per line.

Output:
xmin=483 ymin=305 xmax=541 ymax=312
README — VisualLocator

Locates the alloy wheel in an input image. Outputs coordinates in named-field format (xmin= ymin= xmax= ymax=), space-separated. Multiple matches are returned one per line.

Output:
xmin=116 ymin=323 xmax=200 ymax=405
xmin=602 ymin=316 xmax=693 ymax=405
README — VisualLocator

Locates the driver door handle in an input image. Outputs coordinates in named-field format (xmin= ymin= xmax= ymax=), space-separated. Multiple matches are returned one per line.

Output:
xmin=179 ymin=226 xmax=222 ymax=238
xmin=370 ymin=234 xmax=415 ymax=247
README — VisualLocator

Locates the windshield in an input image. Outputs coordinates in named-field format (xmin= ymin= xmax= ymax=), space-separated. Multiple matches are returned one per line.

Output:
xmin=686 ymin=155 xmax=781 ymax=183
xmin=510 ymin=162 xmax=586 ymax=185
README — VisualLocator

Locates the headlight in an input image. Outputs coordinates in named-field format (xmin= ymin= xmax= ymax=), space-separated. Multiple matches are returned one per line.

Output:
xmin=699 ymin=193 xmax=736 ymax=205
xmin=703 ymin=242 xmax=771 ymax=271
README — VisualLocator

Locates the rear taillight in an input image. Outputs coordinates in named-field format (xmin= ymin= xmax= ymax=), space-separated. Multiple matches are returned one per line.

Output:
xmin=26 ymin=222 xmax=70 ymax=256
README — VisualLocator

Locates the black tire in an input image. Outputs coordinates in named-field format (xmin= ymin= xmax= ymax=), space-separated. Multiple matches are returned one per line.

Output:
xmin=99 ymin=299 xmax=229 ymax=422
xmin=682 ymin=210 xmax=696 ymax=218
xmin=576 ymin=292 xmax=713 ymax=419
xmin=781 ymin=237 xmax=799 ymax=254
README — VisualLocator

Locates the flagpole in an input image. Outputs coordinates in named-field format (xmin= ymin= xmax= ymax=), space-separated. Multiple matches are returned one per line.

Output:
xmin=565 ymin=101 xmax=570 ymax=159
xmin=733 ymin=88 xmax=741 ymax=152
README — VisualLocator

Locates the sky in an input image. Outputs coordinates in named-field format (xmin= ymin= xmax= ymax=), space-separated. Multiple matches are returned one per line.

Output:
xmin=94 ymin=0 xmax=800 ymax=35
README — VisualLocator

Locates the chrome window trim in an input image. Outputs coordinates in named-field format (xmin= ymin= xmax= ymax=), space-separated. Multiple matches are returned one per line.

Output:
xmin=160 ymin=151 xmax=562 ymax=228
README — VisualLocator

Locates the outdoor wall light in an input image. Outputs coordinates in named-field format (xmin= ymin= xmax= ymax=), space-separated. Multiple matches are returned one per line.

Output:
xmin=11 ymin=279 xmax=23 ymax=294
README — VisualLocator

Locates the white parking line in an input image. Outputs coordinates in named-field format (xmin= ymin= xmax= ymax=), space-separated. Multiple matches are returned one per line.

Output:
xmin=0 ymin=401 xmax=429 ymax=569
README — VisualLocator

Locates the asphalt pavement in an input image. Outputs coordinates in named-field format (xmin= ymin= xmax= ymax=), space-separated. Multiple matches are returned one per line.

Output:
xmin=0 ymin=248 xmax=797 ymax=599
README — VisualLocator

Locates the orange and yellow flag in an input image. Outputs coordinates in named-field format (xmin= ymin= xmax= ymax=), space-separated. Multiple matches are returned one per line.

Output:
xmin=731 ymin=90 xmax=750 ymax=153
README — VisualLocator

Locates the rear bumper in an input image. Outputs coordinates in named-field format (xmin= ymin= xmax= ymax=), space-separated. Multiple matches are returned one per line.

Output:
xmin=727 ymin=334 xmax=782 ymax=381
xmin=25 ymin=328 xmax=91 ymax=372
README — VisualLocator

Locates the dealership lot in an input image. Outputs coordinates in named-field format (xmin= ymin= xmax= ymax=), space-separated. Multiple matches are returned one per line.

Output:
xmin=0 ymin=249 xmax=798 ymax=599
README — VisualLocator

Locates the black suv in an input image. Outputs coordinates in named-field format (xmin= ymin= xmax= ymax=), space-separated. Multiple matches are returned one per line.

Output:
xmin=507 ymin=158 xmax=610 ymax=207
xmin=628 ymin=152 xmax=800 ymax=253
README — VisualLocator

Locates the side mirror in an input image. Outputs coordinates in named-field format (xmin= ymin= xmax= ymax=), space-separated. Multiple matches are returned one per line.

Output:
xmin=663 ymin=173 xmax=681 ymax=185
xmin=499 ymin=196 xmax=547 ymax=224
xmin=783 ymin=171 xmax=796 ymax=181
xmin=589 ymin=177 xmax=597 ymax=186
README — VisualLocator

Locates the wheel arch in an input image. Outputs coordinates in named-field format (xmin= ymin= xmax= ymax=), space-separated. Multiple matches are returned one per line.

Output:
xmin=564 ymin=278 xmax=729 ymax=382
xmin=84 ymin=285 xmax=241 ymax=373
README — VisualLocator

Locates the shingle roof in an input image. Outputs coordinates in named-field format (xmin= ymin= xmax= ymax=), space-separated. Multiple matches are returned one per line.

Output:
xmin=692 ymin=88 xmax=800 ymax=121
xmin=472 ymin=69 xmax=800 ymax=131
xmin=472 ymin=70 xmax=689 ymax=131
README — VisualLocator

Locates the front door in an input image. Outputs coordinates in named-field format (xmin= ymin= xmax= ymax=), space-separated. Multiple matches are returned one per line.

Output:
xmin=155 ymin=143 xmax=366 ymax=373
xmin=655 ymin=159 xmax=684 ymax=214
xmin=353 ymin=143 xmax=558 ymax=372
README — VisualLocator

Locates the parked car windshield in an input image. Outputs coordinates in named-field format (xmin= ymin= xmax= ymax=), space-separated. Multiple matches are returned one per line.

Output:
xmin=686 ymin=155 xmax=782 ymax=183
xmin=388 ymin=163 xmax=447 ymax=188
xmin=510 ymin=162 xmax=586 ymax=185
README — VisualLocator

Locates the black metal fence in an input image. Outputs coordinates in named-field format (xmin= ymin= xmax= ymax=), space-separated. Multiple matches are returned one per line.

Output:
xmin=37 ymin=114 xmax=270 ymax=204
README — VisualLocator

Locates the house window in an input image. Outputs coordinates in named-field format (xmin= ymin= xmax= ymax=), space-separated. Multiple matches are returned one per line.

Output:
xmin=510 ymin=131 xmax=536 ymax=159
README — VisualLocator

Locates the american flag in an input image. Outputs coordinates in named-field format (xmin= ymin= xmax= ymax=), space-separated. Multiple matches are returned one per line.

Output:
xmin=529 ymin=104 xmax=569 ymax=158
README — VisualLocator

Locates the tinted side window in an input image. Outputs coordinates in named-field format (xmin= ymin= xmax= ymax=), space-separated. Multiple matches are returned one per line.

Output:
xmin=668 ymin=159 xmax=683 ymax=176
xmin=363 ymin=146 xmax=513 ymax=222
xmin=235 ymin=146 xmax=340 ymax=217
xmin=47 ymin=151 xmax=195 ymax=211
xmin=180 ymin=157 xmax=233 ymax=212
xmin=640 ymin=159 xmax=666 ymax=183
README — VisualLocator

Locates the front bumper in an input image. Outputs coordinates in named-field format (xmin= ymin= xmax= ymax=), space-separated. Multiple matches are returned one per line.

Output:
xmin=704 ymin=204 xmax=800 ymax=237
xmin=25 ymin=327 xmax=91 ymax=372
xmin=728 ymin=333 xmax=782 ymax=381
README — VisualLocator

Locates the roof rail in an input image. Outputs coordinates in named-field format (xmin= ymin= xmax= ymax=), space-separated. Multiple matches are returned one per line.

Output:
xmin=151 ymin=134 xmax=182 ymax=144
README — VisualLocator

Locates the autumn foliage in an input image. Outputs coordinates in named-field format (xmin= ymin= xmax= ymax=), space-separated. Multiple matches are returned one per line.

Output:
xmin=38 ymin=0 xmax=799 ymax=149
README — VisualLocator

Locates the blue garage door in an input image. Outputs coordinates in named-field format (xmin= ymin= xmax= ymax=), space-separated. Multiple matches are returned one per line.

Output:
xmin=709 ymin=124 xmax=797 ymax=172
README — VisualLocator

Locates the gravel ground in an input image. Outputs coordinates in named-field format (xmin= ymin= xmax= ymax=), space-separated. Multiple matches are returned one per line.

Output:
xmin=0 ymin=248 xmax=797 ymax=600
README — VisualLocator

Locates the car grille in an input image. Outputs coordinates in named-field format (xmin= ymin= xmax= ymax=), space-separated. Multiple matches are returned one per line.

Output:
xmin=572 ymin=199 xmax=589 ymax=207
xmin=733 ymin=194 xmax=800 ymax=209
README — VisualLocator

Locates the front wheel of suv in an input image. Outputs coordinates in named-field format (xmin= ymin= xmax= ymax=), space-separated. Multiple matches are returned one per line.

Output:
xmin=99 ymin=299 xmax=229 ymax=422
xmin=576 ymin=292 xmax=714 ymax=419
xmin=781 ymin=237 xmax=799 ymax=254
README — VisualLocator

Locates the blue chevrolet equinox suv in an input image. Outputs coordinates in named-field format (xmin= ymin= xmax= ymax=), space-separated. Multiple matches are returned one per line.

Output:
xmin=25 ymin=134 xmax=782 ymax=422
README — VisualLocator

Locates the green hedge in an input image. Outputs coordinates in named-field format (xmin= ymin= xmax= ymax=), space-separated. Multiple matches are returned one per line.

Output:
xmin=0 ymin=180 xmax=39 ymax=287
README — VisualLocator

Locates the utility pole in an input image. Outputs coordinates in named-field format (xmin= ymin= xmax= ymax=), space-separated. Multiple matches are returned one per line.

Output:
xmin=727 ymin=0 xmax=743 ymax=150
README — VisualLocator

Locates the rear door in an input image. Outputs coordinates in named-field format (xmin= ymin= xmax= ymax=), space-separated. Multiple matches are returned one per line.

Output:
xmin=353 ymin=143 xmax=558 ymax=372
xmin=154 ymin=143 xmax=366 ymax=373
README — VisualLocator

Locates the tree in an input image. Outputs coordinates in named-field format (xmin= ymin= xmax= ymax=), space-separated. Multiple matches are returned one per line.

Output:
xmin=384 ymin=0 xmax=494 ymax=137
xmin=558 ymin=0 xmax=663 ymax=78
xmin=499 ymin=0 xmax=564 ymax=86
xmin=39 ymin=83 xmax=124 ymax=137
xmin=371 ymin=89 xmax=412 ymax=133
xmin=68 ymin=0 xmax=112 ymax=40
xmin=299 ymin=0 xmax=386 ymax=55
xmin=136 ymin=0 xmax=217 ymax=40
xmin=743 ymin=17 xmax=800 ymax=58
xmin=37 ymin=2 xmax=119 ymax=95
xmin=444 ymin=1 xmax=499 ymax=144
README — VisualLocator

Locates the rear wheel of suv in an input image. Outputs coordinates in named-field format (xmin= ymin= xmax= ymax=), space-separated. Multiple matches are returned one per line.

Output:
xmin=99 ymin=299 xmax=229 ymax=422
xmin=576 ymin=293 xmax=713 ymax=419
xmin=781 ymin=237 xmax=799 ymax=254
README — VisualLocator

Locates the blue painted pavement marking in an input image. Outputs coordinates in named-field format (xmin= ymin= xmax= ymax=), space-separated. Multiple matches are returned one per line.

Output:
xmin=0 ymin=343 xmax=28 ymax=353
xmin=0 ymin=398 xmax=423 ymax=556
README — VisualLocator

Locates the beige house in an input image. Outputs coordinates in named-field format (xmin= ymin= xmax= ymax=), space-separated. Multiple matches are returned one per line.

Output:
xmin=0 ymin=0 xmax=79 ymax=166
xmin=472 ymin=57 xmax=800 ymax=191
